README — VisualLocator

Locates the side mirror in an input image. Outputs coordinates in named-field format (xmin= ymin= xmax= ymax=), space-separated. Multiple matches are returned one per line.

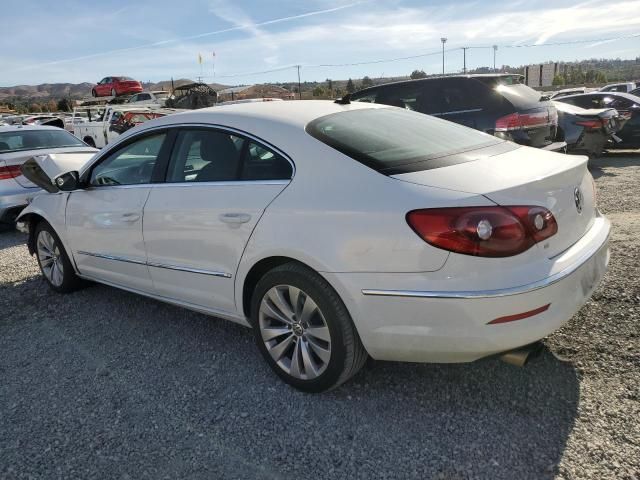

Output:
xmin=54 ymin=171 xmax=81 ymax=191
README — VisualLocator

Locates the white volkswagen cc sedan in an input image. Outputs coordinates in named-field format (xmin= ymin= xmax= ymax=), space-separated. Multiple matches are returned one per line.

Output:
xmin=17 ymin=100 xmax=610 ymax=392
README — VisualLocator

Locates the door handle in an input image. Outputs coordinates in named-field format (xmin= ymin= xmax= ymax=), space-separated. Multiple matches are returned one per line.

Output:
xmin=121 ymin=212 xmax=140 ymax=223
xmin=219 ymin=213 xmax=252 ymax=224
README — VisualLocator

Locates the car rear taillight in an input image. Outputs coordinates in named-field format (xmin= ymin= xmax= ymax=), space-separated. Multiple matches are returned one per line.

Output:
xmin=495 ymin=111 xmax=553 ymax=132
xmin=0 ymin=164 xmax=22 ymax=180
xmin=575 ymin=119 xmax=605 ymax=131
xmin=406 ymin=206 xmax=558 ymax=257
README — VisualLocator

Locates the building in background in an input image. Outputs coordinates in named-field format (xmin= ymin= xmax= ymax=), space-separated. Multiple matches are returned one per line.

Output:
xmin=524 ymin=63 xmax=563 ymax=87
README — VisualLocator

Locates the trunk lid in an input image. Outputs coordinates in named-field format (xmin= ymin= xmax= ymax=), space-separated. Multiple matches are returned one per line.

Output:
xmin=392 ymin=145 xmax=596 ymax=258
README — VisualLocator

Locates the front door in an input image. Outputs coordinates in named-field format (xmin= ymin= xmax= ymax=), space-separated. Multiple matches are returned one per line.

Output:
xmin=66 ymin=131 xmax=168 ymax=291
xmin=142 ymin=127 xmax=293 ymax=314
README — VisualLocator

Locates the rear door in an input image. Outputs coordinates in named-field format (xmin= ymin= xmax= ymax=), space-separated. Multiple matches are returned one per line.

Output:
xmin=142 ymin=127 xmax=293 ymax=314
xmin=66 ymin=131 xmax=169 ymax=291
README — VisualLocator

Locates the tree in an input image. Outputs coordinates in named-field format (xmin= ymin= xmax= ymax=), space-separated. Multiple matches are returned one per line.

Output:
xmin=410 ymin=69 xmax=427 ymax=79
xmin=552 ymin=75 xmax=565 ymax=86
xmin=346 ymin=78 xmax=355 ymax=93
xmin=46 ymin=100 xmax=57 ymax=112
xmin=361 ymin=76 xmax=374 ymax=88
xmin=326 ymin=78 xmax=333 ymax=93
xmin=312 ymin=86 xmax=325 ymax=97
xmin=595 ymin=71 xmax=607 ymax=83
xmin=57 ymin=98 xmax=72 ymax=112
xmin=29 ymin=103 xmax=41 ymax=113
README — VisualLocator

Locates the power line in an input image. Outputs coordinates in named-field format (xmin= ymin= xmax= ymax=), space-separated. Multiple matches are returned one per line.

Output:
xmin=194 ymin=32 xmax=639 ymax=80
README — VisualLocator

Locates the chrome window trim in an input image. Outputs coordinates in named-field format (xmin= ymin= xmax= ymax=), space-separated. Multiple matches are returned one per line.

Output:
xmin=85 ymin=122 xmax=296 ymax=180
xmin=362 ymin=233 xmax=609 ymax=299
xmin=76 ymin=250 xmax=232 ymax=278
xmin=152 ymin=180 xmax=290 ymax=188
xmin=82 ymin=179 xmax=289 ymax=191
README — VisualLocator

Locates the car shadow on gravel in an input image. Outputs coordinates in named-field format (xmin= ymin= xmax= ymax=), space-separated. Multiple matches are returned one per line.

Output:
xmin=0 ymin=277 xmax=580 ymax=480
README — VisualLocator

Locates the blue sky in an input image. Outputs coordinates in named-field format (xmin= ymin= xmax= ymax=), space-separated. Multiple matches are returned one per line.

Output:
xmin=2 ymin=0 xmax=639 ymax=87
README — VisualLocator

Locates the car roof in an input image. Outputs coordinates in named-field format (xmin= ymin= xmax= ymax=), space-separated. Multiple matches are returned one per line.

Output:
xmin=145 ymin=100 xmax=387 ymax=130
xmin=348 ymin=73 xmax=524 ymax=95
xmin=560 ymin=91 xmax=639 ymax=101
xmin=0 ymin=125 xmax=67 ymax=133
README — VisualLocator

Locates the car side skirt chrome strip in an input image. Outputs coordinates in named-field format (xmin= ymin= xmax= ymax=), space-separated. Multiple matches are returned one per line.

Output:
xmin=76 ymin=272 xmax=249 ymax=326
xmin=362 ymin=233 xmax=610 ymax=299
xmin=147 ymin=261 xmax=232 ymax=278
xmin=76 ymin=251 xmax=232 ymax=278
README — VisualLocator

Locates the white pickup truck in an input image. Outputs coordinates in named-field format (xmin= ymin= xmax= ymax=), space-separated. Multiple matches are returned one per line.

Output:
xmin=72 ymin=105 xmax=167 ymax=148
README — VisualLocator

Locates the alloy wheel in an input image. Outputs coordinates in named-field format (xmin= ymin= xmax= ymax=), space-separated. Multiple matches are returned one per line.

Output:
xmin=37 ymin=230 xmax=64 ymax=287
xmin=259 ymin=285 xmax=332 ymax=380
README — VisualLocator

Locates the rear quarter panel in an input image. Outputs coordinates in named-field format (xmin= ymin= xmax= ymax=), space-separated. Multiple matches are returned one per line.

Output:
xmin=234 ymin=136 xmax=494 ymax=312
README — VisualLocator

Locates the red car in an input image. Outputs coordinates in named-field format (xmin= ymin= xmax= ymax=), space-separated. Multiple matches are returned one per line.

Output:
xmin=91 ymin=76 xmax=143 ymax=97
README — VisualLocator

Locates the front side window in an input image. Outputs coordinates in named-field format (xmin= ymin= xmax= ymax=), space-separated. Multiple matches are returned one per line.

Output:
xmin=167 ymin=129 xmax=244 ymax=183
xmin=306 ymin=107 xmax=502 ymax=174
xmin=90 ymin=133 xmax=166 ymax=186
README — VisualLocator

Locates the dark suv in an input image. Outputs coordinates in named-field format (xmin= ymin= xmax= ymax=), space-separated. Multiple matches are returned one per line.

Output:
xmin=349 ymin=74 xmax=563 ymax=150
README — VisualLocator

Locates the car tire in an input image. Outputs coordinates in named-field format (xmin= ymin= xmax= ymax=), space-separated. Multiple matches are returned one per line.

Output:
xmin=91 ymin=89 xmax=97 ymax=97
xmin=34 ymin=221 xmax=83 ymax=293
xmin=111 ymin=88 xmax=117 ymax=97
xmin=251 ymin=262 xmax=368 ymax=392
xmin=83 ymin=137 xmax=96 ymax=148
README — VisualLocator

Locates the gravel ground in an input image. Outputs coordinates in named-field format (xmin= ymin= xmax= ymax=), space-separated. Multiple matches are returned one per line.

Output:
xmin=1 ymin=152 xmax=638 ymax=479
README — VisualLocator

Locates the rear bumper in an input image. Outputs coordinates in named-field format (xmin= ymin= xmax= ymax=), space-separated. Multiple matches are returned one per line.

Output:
xmin=324 ymin=216 xmax=610 ymax=363
xmin=0 ymin=185 xmax=38 ymax=223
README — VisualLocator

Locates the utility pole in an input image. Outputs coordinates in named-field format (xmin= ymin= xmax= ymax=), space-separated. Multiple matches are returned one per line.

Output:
xmin=440 ymin=37 xmax=447 ymax=75
xmin=493 ymin=45 xmax=498 ymax=72
xmin=462 ymin=47 xmax=469 ymax=74
xmin=297 ymin=65 xmax=302 ymax=100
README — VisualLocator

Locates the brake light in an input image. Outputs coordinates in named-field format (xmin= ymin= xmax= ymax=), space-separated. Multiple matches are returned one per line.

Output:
xmin=0 ymin=164 xmax=22 ymax=180
xmin=575 ymin=119 xmax=604 ymax=131
xmin=495 ymin=111 xmax=553 ymax=131
xmin=406 ymin=206 xmax=558 ymax=257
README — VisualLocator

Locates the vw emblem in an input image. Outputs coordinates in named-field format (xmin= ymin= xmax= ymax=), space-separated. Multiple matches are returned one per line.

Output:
xmin=574 ymin=187 xmax=583 ymax=214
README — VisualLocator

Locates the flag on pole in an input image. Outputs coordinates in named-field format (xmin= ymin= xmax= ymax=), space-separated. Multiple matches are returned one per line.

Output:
xmin=198 ymin=53 xmax=203 ymax=65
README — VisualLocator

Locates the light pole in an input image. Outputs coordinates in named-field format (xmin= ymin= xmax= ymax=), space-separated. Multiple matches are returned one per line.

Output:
xmin=440 ymin=37 xmax=447 ymax=75
xmin=493 ymin=45 xmax=498 ymax=72
xmin=462 ymin=47 xmax=469 ymax=74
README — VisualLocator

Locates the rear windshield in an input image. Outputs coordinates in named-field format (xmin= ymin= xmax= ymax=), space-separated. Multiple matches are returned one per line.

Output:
xmin=476 ymin=78 xmax=543 ymax=108
xmin=0 ymin=130 xmax=85 ymax=153
xmin=306 ymin=107 xmax=502 ymax=173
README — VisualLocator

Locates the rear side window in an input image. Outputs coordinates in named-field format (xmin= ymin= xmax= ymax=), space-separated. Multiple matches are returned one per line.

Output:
xmin=167 ymin=129 xmax=245 ymax=183
xmin=306 ymin=107 xmax=502 ymax=174
xmin=241 ymin=141 xmax=292 ymax=181
xmin=166 ymin=129 xmax=293 ymax=183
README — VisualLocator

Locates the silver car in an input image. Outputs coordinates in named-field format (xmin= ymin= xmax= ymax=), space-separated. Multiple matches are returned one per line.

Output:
xmin=0 ymin=125 xmax=97 ymax=230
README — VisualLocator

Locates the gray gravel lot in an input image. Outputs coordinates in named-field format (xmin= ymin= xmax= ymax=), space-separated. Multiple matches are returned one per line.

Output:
xmin=1 ymin=152 xmax=639 ymax=479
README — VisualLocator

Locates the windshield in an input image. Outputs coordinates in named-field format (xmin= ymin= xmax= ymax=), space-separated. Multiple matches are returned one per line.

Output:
xmin=306 ymin=107 xmax=502 ymax=173
xmin=0 ymin=129 xmax=85 ymax=153
xmin=155 ymin=92 xmax=169 ymax=98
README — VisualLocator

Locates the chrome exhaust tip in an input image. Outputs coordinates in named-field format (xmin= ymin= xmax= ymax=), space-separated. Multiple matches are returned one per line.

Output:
xmin=499 ymin=342 xmax=544 ymax=367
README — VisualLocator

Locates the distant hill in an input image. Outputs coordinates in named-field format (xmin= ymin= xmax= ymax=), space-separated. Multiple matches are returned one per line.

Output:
xmin=0 ymin=79 xmax=229 ymax=102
